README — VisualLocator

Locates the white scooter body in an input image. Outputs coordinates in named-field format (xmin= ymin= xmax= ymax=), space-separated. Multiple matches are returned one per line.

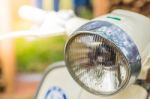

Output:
xmin=35 ymin=61 xmax=148 ymax=99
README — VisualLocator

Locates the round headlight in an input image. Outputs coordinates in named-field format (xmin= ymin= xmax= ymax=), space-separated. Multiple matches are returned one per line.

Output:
xmin=65 ymin=21 xmax=141 ymax=95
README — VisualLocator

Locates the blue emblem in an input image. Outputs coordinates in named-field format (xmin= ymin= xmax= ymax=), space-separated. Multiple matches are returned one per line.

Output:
xmin=45 ymin=86 xmax=67 ymax=99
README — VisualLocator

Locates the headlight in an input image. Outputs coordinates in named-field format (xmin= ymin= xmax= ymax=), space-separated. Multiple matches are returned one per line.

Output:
xmin=64 ymin=9 xmax=148 ymax=96
xmin=65 ymin=33 xmax=129 ymax=95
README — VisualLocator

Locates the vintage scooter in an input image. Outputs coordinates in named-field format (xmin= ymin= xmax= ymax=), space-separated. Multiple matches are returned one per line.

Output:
xmin=1 ymin=6 xmax=150 ymax=99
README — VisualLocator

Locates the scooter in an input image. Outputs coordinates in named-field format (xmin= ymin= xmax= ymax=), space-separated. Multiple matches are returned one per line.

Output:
xmin=1 ymin=6 xmax=150 ymax=99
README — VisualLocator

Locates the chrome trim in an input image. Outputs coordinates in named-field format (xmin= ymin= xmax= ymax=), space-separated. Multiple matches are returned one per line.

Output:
xmin=64 ymin=21 xmax=141 ymax=95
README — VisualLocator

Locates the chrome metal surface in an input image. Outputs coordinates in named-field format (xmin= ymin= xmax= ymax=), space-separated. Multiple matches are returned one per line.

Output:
xmin=65 ymin=21 xmax=141 ymax=95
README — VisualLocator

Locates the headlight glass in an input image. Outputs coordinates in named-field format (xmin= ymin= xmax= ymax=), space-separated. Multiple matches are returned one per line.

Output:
xmin=65 ymin=33 xmax=129 ymax=95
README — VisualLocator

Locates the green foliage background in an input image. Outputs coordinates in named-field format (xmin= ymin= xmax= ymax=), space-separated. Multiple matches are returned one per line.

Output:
xmin=15 ymin=35 xmax=66 ymax=72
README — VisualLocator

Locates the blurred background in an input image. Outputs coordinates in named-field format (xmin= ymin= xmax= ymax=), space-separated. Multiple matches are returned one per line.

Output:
xmin=0 ymin=0 xmax=150 ymax=99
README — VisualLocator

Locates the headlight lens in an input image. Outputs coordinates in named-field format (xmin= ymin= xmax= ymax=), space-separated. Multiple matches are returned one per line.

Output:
xmin=65 ymin=33 xmax=129 ymax=95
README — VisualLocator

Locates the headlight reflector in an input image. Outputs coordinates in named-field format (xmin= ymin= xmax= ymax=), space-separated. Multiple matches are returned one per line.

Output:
xmin=65 ymin=33 xmax=129 ymax=95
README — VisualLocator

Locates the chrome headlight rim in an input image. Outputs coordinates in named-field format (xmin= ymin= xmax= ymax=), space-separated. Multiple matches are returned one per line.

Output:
xmin=65 ymin=31 xmax=131 ymax=96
